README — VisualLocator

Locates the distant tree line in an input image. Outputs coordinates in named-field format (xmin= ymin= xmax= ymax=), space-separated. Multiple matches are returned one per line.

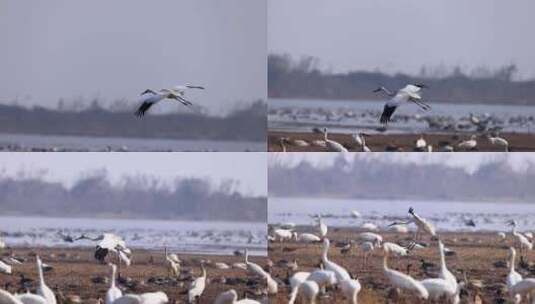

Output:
xmin=0 ymin=172 xmax=266 ymax=222
xmin=269 ymin=155 xmax=535 ymax=202
xmin=0 ymin=100 xmax=266 ymax=141
xmin=268 ymin=53 xmax=535 ymax=104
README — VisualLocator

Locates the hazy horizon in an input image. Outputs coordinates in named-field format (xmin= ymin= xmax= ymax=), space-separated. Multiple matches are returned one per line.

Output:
xmin=0 ymin=153 xmax=267 ymax=196
xmin=269 ymin=0 xmax=535 ymax=79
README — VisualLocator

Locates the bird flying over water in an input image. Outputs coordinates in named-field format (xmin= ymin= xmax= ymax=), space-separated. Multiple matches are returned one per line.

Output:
xmin=373 ymin=84 xmax=431 ymax=124
xmin=135 ymin=84 xmax=204 ymax=117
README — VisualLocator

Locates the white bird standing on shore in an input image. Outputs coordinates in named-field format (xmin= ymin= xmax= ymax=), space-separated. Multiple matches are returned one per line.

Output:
xmin=188 ymin=263 xmax=206 ymax=303
xmin=506 ymin=247 xmax=523 ymax=303
xmin=164 ymin=247 xmax=180 ymax=278
xmin=320 ymin=128 xmax=348 ymax=152
xmin=36 ymin=256 xmax=56 ymax=304
xmin=106 ymin=264 xmax=122 ymax=304
xmin=321 ymin=239 xmax=351 ymax=281
xmin=373 ymin=84 xmax=431 ymax=124
xmin=507 ymin=220 xmax=533 ymax=255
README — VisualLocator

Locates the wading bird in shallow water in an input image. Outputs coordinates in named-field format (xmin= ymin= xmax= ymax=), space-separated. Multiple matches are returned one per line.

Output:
xmin=373 ymin=84 xmax=431 ymax=125
xmin=135 ymin=84 xmax=204 ymax=117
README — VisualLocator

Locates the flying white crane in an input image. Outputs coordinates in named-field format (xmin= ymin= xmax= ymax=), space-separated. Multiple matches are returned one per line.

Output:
xmin=106 ymin=264 xmax=122 ymax=304
xmin=321 ymin=238 xmax=351 ymax=281
xmin=457 ymin=135 xmax=477 ymax=151
xmin=214 ymin=289 xmax=262 ymax=304
xmin=506 ymin=247 xmax=523 ymax=303
xmin=320 ymin=128 xmax=348 ymax=152
xmin=36 ymin=256 xmax=56 ymax=304
xmin=188 ymin=263 xmax=207 ymax=303
xmin=382 ymin=249 xmax=429 ymax=299
xmin=339 ymin=279 xmax=361 ymax=304
xmin=135 ymin=88 xmax=194 ymax=117
xmin=77 ymin=233 xmax=132 ymax=266
xmin=373 ymin=84 xmax=431 ymax=124
xmin=390 ymin=207 xmax=436 ymax=241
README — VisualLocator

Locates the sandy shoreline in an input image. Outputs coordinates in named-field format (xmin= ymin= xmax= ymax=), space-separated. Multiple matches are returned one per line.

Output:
xmin=269 ymin=131 xmax=535 ymax=152
xmin=268 ymin=226 xmax=528 ymax=303
xmin=0 ymin=247 xmax=268 ymax=303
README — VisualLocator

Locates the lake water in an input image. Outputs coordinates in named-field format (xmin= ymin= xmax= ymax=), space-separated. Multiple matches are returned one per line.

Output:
xmin=0 ymin=216 xmax=267 ymax=256
xmin=0 ymin=133 xmax=265 ymax=152
xmin=269 ymin=98 xmax=535 ymax=134
xmin=269 ymin=197 xmax=535 ymax=232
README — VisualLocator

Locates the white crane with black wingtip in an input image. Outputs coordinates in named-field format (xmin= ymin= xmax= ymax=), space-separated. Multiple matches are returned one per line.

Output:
xmin=373 ymin=84 xmax=431 ymax=124
xmin=135 ymin=84 xmax=203 ymax=117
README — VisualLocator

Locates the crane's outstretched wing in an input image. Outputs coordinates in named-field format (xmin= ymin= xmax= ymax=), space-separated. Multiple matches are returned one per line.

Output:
xmin=135 ymin=101 xmax=155 ymax=117
xmin=380 ymin=104 xmax=397 ymax=124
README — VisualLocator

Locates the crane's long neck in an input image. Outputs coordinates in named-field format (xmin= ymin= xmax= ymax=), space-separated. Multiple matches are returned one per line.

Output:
xmin=111 ymin=265 xmax=117 ymax=288
xmin=36 ymin=257 xmax=45 ymax=288
xmin=245 ymin=249 xmax=249 ymax=264
xmin=439 ymin=242 xmax=447 ymax=272
xmin=510 ymin=250 xmax=516 ymax=274
xmin=322 ymin=241 xmax=329 ymax=262
xmin=201 ymin=264 xmax=206 ymax=278
xmin=280 ymin=140 xmax=286 ymax=152
xmin=383 ymin=253 xmax=389 ymax=271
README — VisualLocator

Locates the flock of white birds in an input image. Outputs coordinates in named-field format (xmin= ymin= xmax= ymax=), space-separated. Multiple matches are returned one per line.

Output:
xmin=277 ymin=83 xmax=511 ymax=152
xmin=0 ymin=232 xmax=270 ymax=304
xmin=268 ymin=208 xmax=535 ymax=304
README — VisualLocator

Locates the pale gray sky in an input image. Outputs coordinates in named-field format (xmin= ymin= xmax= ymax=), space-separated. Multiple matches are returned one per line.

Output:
xmin=0 ymin=0 xmax=266 ymax=114
xmin=0 ymin=153 xmax=267 ymax=196
xmin=269 ymin=153 xmax=535 ymax=174
xmin=269 ymin=0 xmax=535 ymax=79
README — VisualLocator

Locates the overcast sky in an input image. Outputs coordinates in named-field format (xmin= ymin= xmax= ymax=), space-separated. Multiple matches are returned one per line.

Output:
xmin=269 ymin=0 xmax=535 ymax=79
xmin=0 ymin=153 xmax=267 ymax=196
xmin=269 ymin=153 xmax=535 ymax=174
xmin=0 ymin=0 xmax=266 ymax=114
